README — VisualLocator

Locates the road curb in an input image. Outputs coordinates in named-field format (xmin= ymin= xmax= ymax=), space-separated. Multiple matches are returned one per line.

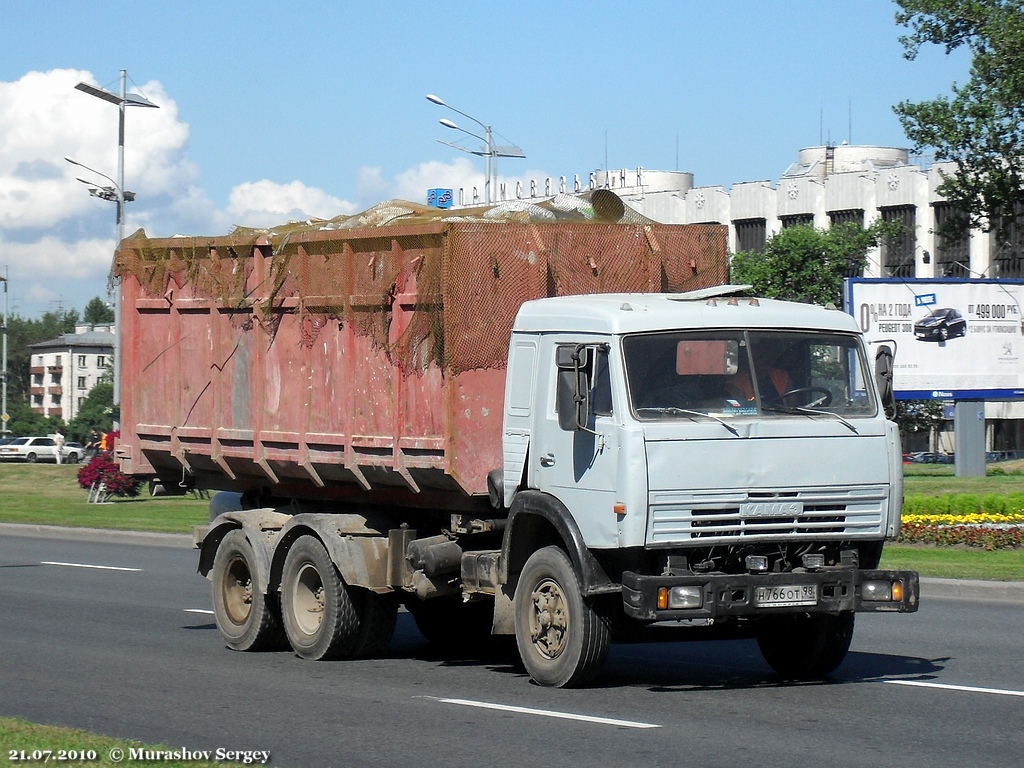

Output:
xmin=0 ymin=523 xmax=193 ymax=549
xmin=920 ymin=577 xmax=1024 ymax=604
xmin=2 ymin=523 xmax=1022 ymax=603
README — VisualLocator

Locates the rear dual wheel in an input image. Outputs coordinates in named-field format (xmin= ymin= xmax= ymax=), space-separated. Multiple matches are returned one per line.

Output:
xmin=279 ymin=535 xmax=396 ymax=660
xmin=211 ymin=529 xmax=285 ymax=651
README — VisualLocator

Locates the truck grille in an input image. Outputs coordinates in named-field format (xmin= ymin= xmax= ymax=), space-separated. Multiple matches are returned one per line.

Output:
xmin=648 ymin=487 xmax=887 ymax=545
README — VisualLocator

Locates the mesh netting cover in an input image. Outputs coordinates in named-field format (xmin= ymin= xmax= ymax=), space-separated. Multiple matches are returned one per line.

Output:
xmin=116 ymin=192 xmax=728 ymax=374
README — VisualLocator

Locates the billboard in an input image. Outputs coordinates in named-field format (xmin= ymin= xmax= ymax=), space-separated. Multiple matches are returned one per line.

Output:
xmin=845 ymin=278 xmax=1024 ymax=400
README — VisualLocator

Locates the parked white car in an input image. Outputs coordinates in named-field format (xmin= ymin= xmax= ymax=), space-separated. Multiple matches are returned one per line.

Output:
xmin=62 ymin=442 xmax=84 ymax=464
xmin=0 ymin=436 xmax=59 ymax=462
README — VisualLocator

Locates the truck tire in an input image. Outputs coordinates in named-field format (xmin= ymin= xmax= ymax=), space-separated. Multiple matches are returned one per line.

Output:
xmin=514 ymin=546 xmax=610 ymax=687
xmin=211 ymin=529 xmax=285 ymax=651
xmin=756 ymin=611 xmax=855 ymax=679
xmin=280 ymin=535 xmax=361 ymax=660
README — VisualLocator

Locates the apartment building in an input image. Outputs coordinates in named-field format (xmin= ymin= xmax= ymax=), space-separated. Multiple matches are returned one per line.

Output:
xmin=28 ymin=325 xmax=114 ymax=422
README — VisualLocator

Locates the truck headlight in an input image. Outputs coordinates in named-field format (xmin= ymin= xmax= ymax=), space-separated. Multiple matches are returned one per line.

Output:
xmin=863 ymin=579 xmax=904 ymax=602
xmin=658 ymin=585 xmax=703 ymax=610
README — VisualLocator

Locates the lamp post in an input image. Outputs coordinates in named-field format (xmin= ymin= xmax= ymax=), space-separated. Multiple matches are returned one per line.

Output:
xmin=426 ymin=94 xmax=524 ymax=205
xmin=1 ymin=267 xmax=8 ymax=435
xmin=72 ymin=70 xmax=158 ymax=423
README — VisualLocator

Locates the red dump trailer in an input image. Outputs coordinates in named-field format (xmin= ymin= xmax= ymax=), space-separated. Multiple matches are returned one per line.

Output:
xmin=117 ymin=198 xmax=728 ymax=506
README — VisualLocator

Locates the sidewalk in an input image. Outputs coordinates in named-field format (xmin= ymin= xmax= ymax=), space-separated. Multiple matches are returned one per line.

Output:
xmin=3 ymin=523 xmax=1023 ymax=604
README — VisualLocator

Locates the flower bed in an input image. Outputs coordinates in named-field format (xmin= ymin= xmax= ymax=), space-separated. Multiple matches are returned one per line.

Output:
xmin=77 ymin=453 xmax=142 ymax=498
xmin=898 ymin=493 xmax=1024 ymax=550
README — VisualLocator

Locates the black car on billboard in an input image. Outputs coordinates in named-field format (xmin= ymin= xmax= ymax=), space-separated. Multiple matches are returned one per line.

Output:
xmin=914 ymin=307 xmax=967 ymax=342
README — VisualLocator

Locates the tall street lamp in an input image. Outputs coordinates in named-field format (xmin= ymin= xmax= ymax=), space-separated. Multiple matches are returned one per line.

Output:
xmin=426 ymin=94 xmax=524 ymax=206
xmin=1 ymin=267 xmax=8 ymax=435
xmin=72 ymin=70 xmax=158 ymax=423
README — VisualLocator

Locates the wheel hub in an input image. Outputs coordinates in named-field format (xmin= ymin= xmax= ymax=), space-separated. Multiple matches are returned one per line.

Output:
xmin=529 ymin=578 xmax=568 ymax=659
xmin=223 ymin=556 xmax=253 ymax=625
xmin=293 ymin=562 xmax=326 ymax=636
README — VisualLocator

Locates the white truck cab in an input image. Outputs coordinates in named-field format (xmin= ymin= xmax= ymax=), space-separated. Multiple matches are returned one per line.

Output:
xmin=497 ymin=290 xmax=915 ymax=685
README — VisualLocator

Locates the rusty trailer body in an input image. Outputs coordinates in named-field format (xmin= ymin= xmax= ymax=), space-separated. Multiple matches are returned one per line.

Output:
xmin=117 ymin=209 xmax=728 ymax=507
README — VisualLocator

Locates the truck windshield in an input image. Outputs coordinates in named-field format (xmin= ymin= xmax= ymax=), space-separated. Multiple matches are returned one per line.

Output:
xmin=623 ymin=330 xmax=877 ymax=421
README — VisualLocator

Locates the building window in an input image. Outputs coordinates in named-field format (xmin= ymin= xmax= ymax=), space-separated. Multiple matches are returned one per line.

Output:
xmin=829 ymin=209 xmax=864 ymax=227
xmin=97 ymin=355 xmax=106 ymax=368
xmin=829 ymin=210 xmax=867 ymax=277
xmin=78 ymin=355 xmax=87 ymax=367
xmin=734 ymin=218 xmax=767 ymax=254
xmin=780 ymin=213 xmax=814 ymax=229
xmin=78 ymin=397 xmax=85 ymax=408
xmin=32 ymin=395 xmax=43 ymax=407
xmin=933 ymin=203 xmax=970 ymax=277
xmin=992 ymin=203 xmax=1024 ymax=278
xmin=78 ymin=376 xmax=87 ymax=390
xmin=881 ymin=205 xmax=917 ymax=278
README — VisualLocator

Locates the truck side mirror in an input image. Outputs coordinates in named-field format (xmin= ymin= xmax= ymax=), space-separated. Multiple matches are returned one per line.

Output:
xmin=556 ymin=345 xmax=590 ymax=431
xmin=874 ymin=344 xmax=896 ymax=421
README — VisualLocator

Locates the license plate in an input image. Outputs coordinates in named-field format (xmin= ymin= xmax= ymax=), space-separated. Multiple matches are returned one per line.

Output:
xmin=754 ymin=584 xmax=817 ymax=607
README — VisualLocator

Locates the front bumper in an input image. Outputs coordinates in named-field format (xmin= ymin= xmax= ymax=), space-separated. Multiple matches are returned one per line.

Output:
xmin=621 ymin=568 xmax=919 ymax=621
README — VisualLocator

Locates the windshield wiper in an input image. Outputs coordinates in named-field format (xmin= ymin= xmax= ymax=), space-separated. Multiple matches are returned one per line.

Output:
xmin=635 ymin=407 xmax=740 ymax=436
xmin=762 ymin=404 xmax=858 ymax=433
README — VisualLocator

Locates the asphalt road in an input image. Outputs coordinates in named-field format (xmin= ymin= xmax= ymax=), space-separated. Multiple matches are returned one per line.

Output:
xmin=1 ymin=528 xmax=1022 ymax=768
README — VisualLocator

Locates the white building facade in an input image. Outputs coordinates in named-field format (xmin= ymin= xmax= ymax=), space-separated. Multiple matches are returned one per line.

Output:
xmin=28 ymin=325 xmax=114 ymax=422
xmin=447 ymin=145 xmax=1023 ymax=452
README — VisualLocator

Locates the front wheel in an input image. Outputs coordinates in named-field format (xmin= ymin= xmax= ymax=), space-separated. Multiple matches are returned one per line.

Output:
xmin=514 ymin=546 xmax=610 ymax=688
xmin=210 ymin=529 xmax=285 ymax=651
xmin=756 ymin=611 xmax=855 ymax=679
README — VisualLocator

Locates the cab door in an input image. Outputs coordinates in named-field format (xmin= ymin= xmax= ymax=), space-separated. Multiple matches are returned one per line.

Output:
xmin=532 ymin=342 xmax=620 ymax=548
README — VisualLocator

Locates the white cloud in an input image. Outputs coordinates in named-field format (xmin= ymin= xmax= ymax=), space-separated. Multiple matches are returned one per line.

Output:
xmin=226 ymin=179 xmax=358 ymax=228
xmin=0 ymin=70 xmax=552 ymax=318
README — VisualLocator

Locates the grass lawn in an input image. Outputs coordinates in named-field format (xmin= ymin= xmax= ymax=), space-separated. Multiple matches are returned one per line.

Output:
xmin=0 ymin=462 xmax=209 ymax=533
xmin=0 ymin=717 xmax=248 ymax=767
xmin=881 ymin=545 xmax=1024 ymax=580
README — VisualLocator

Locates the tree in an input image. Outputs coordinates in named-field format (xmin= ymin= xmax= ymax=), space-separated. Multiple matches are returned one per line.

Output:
xmin=894 ymin=0 xmax=1024 ymax=238
xmin=83 ymin=296 xmax=115 ymax=325
xmin=729 ymin=221 xmax=896 ymax=307
xmin=67 ymin=380 xmax=114 ymax=441
xmin=895 ymin=398 xmax=947 ymax=449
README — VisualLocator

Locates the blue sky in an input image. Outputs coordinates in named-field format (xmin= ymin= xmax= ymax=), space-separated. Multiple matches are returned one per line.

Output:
xmin=1 ymin=1 xmax=970 ymax=317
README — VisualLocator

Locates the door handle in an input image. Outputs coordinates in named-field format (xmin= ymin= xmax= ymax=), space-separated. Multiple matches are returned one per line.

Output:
xmin=539 ymin=453 xmax=556 ymax=467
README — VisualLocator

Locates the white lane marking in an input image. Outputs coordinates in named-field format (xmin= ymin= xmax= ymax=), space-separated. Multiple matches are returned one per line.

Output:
xmin=884 ymin=679 xmax=1024 ymax=698
xmin=430 ymin=697 xmax=661 ymax=729
xmin=41 ymin=561 xmax=142 ymax=572
xmin=184 ymin=609 xmax=215 ymax=615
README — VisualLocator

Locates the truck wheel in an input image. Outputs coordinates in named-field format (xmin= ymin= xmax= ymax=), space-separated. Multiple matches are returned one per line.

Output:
xmin=211 ymin=529 xmax=285 ymax=651
xmin=280 ymin=535 xmax=361 ymax=660
xmin=756 ymin=611 xmax=855 ymax=679
xmin=514 ymin=546 xmax=610 ymax=687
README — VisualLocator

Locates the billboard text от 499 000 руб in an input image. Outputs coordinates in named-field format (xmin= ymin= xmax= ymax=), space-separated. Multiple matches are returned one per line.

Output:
xmin=845 ymin=278 xmax=1024 ymax=400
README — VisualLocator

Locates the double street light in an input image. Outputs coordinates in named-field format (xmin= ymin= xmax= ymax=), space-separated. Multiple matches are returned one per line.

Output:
xmin=1 ymin=267 xmax=8 ymax=434
xmin=68 ymin=70 xmax=158 ymax=419
xmin=426 ymin=94 xmax=524 ymax=206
